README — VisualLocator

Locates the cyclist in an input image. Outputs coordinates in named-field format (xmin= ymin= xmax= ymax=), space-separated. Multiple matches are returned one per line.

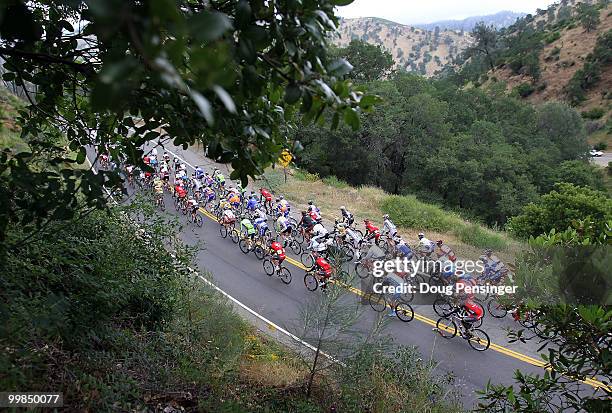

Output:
xmin=393 ymin=236 xmax=413 ymax=259
xmin=246 ymin=194 xmax=259 ymax=213
xmin=340 ymin=206 xmax=354 ymax=226
xmin=153 ymin=177 xmax=164 ymax=200
xmin=228 ymin=190 xmax=241 ymax=209
xmin=276 ymin=195 xmax=291 ymax=216
xmin=363 ymin=219 xmax=381 ymax=244
xmin=195 ymin=165 xmax=205 ymax=180
xmin=314 ymin=254 xmax=333 ymax=290
xmin=259 ymin=187 xmax=273 ymax=212
xmin=175 ymin=182 xmax=188 ymax=201
xmin=269 ymin=241 xmax=286 ymax=270
xmin=308 ymin=200 xmax=320 ymax=214
xmin=160 ymin=163 xmax=170 ymax=184
xmin=308 ymin=205 xmax=321 ymax=222
xmin=254 ymin=214 xmax=269 ymax=239
xmin=436 ymin=240 xmax=457 ymax=262
xmin=310 ymin=221 xmax=330 ymax=252
xmin=187 ymin=197 xmax=199 ymax=220
xmin=480 ymin=249 xmax=507 ymax=283
xmin=299 ymin=211 xmax=316 ymax=238
xmin=191 ymin=173 xmax=203 ymax=193
xmin=382 ymin=214 xmax=397 ymax=238
xmin=163 ymin=152 xmax=171 ymax=164
xmin=213 ymin=169 xmax=225 ymax=189
xmin=221 ymin=204 xmax=236 ymax=226
xmin=240 ymin=216 xmax=257 ymax=243
xmin=202 ymin=186 xmax=216 ymax=204
xmin=417 ymin=233 xmax=435 ymax=257
xmin=203 ymin=172 xmax=215 ymax=187
xmin=455 ymin=273 xmax=483 ymax=333
xmin=276 ymin=212 xmax=292 ymax=246
xmin=359 ymin=242 xmax=386 ymax=270
xmin=173 ymin=156 xmax=180 ymax=171
xmin=254 ymin=207 xmax=268 ymax=221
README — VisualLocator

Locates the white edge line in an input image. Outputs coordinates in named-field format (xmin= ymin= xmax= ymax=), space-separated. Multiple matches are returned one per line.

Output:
xmin=85 ymin=151 xmax=345 ymax=368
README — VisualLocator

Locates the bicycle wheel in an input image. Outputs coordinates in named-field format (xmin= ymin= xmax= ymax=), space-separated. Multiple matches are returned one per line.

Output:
xmin=467 ymin=329 xmax=490 ymax=351
xmin=219 ymin=224 xmax=228 ymax=238
xmin=301 ymin=252 xmax=315 ymax=269
xmin=279 ymin=267 xmax=292 ymax=285
xmin=230 ymin=229 xmax=240 ymax=244
xmin=341 ymin=244 xmax=354 ymax=262
xmin=195 ymin=214 xmax=203 ymax=227
xmin=239 ymin=239 xmax=250 ymax=254
xmin=436 ymin=317 xmax=457 ymax=339
xmin=368 ymin=293 xmax=387 ymax=312
xmin=395 ymin=301 xmax=414 ymax=322
xmin=355 ymin=262 xmax=369 ymax=279
xmin=487 ymin=299 xmax=508 ymax=318
xmin=254 ymin=245 xmax=266 ymax=260
xmin=433 ymin=297 xmax=453 ymax=317
xmin=304 ymin=273 xmax=318 ymax=291
xmin=288 ymin=240 xmax=301 ymax=255
xmin=263 ymin=259 xmax=275 ymax=276
xmin=293 ymin=229 xmax=304 ymax=244
xmin=205 ymin=201 xmax=214 ymax=213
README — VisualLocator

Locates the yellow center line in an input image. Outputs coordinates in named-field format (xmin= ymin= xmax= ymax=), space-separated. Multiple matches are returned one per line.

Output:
xmin=192 ymin=207 xmax=609 ymax=390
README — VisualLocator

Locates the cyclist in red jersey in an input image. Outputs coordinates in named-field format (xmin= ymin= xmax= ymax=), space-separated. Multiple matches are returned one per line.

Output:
xmin=269 ymin=241 xmax=286 ymax=267
xmin=259 ymin=187 xmax=273 ymax=212
xmin=315 ymin=256 xmax=332 ymax=289
xmin=363 ymin=219 xmax=381 ymax=243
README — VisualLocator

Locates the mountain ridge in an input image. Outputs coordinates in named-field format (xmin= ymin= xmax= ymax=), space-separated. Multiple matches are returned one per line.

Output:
xmin=415 ymin=10 xmax=526 ymax=31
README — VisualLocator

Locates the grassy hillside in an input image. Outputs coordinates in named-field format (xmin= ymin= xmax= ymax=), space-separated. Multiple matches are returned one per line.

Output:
xmin=262 ymin=168 xmax=522 ymax=265
xmin=336 ymin=17 xmax=472 ymax=76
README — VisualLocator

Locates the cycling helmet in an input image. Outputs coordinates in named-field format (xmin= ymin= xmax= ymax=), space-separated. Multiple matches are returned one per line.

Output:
xmin=301 ymin=211 xmax=307 ymax=216
xmin=276 ymin=212 xmax=282 ymax=218
xmin=436 ymin=240 xmax=443 ymax=246
xmin=279 ymin=195 xmax=284 ymax=200
xmin=383 ymin=214 xmax=389 ymax=220
xmin=483 ymin=248 xmax=493 ymax=255
xmin=275 ymin=198 xmax=280 ymax=202
xmin=340 ymin=206 xmax=346 ymax=210
xmin=308 ymin=206 xmax=313 ymax=211
xmin=418 ymin=233 xmax=425 ymax=239
xmin=364 ymin=219 xmax=370 ymax=223
xmin=308 ymin=200 xmax=313 ymax=205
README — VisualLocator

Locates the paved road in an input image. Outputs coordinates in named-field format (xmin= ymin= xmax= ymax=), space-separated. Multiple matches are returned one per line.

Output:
xmin=88 ymin=145 xmax=606 ymax=408
xmin=591 ymin=153 xmax=612 ymax=167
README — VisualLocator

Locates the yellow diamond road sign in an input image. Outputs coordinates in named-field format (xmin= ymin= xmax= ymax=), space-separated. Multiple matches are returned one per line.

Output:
xmin=278 ymin=150 xmax=292 ymax=167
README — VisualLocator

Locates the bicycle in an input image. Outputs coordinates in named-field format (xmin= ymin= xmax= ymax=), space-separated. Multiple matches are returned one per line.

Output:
xmin=367 ymin=287 xmax=415 ymax=322
xmin=189 ymin=207 xmax=203 ymax=227
xmin=275 ymin=232 xmax=301 ymax=255
xmin=154 ymin=192 xmax=165 ymax=211
xmin=219 ymin=219 xmax=236 ymax=238
xmin=433 ymin=295 xmax=485 ymax=328
xmin=303 ymin=264 xmax=348 ymax=292
xmin=434 ymin=307 xmax=490 ymax=351
xmin=262 ymin=257 xmax=292 ymax=284
xmin=238 ymin=234 xmax=266 ymax=259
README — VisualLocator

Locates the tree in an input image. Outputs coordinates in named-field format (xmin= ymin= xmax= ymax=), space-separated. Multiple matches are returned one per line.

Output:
xmin=578 ymin=3 xmax=600 ymax=32
xmin=0 ymin=0 xmax=372 ymax=243
xmin=331 ymin=38 xmax=394 ymax=83
xmin=467 ymin=23 xmax=498 ymax=72
xmin=536 ymin=102 xmax=588 ymax=161
xmin=507 ymin=183 xmax=612 ymax=239
xmin=556 ymin=160 xmax=605 ymax=190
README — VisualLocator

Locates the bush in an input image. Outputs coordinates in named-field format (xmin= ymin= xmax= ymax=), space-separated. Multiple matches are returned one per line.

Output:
xmin=594 ymin=141 xmax=608 ymax=151
xmin=581 ymin=107 xmax=605 ymax=119
xmin=454 ymin=224 xmax=508 ymax=250
xmin=585 ymin=120 xmax=603 ymax=134
xmin=513 ymin=82 xmax=536 ymax=98
xmin=293 ymin=169 xmax=319 ymax=182
xmin=545 ymin=31 xmax=561 ymax=44
xmin=380 ymin=195 xmax=459 ymax=232
xmin=507 ymin=183 xmax=612 ymax=239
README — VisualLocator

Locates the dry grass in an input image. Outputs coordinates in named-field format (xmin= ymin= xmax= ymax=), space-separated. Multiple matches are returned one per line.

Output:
xmin=262 ymin=169 xmax=523 ymax=264
xmin=240 ymin=358 xmax=307 ymax=387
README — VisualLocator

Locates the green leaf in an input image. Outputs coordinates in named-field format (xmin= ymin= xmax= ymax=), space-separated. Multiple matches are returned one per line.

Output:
xmin=188 ymin=11 xmax=233 ymax=42
xmin=236 ymin=0 xmax=252 ymax=29
xmin=76 ymin=147 xmax=86 ymax=164
xmin=2 ymin=72 xmax=15 ymax=81
xmin=359 ymin=94 xmax=382 ymax=109
xmin=189 ymin=90 xmax=214 ymax=125
xmin=343 ymin=108 xmax=360 ymax=131
xmin=213 ymin=86 xmax=236 ymax=113
xmin=333 ymin=0 xmax=355 ymax=5
xmin=285 ymin=84 xmax=302 ymax=104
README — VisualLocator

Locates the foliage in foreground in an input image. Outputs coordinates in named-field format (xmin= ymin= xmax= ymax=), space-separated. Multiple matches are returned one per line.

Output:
xmin=0 ymin=0 xmax=375 ymax=242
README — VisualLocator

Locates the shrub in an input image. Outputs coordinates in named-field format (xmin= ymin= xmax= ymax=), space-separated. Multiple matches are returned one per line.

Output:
xmin=585 ymin=120 xmax=603 ymax=134
xmin=513 ymin=82 xmax=536 ymax=98
xmin=380 ymin=195 xmax=459 ymax=232
xmin=581 ymin=107 xmax=605 ymax=119
xmin=594 ymin=141 xmax=608 ymax=151
xmin=507 ymin=183 xmax=612 ymax=239
xmin=545 ymin=31 xmax=561 ymax=44
xmin=293 ymin=169 xmax=319 ymax=182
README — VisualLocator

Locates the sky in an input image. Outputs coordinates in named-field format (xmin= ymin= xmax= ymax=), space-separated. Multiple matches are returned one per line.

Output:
xmin=336 ymin=0 xmax=557 ymax=24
